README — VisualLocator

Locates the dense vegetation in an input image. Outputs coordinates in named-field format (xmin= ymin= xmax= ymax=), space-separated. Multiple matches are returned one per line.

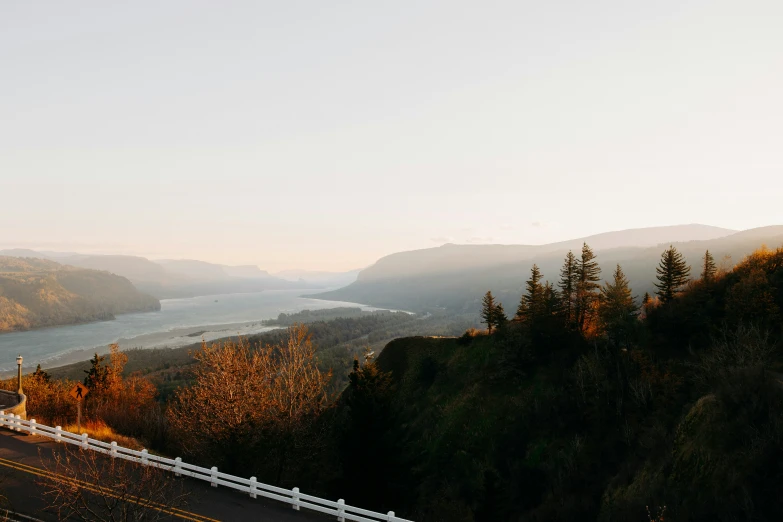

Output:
xmin=7 ymin=243 xmax=783 ymax=521
xmin=0 ymin=256 xmax=160 ymax=332
xmin=330 ymin=244 xmax=783 ymax=520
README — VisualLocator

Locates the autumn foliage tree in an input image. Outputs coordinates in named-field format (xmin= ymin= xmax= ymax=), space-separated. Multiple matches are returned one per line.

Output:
xmin=83 ymin=344 xmax=158 ymax=440
xmin=167 ymin=324 xmax=332 ymax=482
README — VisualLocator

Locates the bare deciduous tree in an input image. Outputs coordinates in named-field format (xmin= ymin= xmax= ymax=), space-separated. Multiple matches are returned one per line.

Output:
xmin=38 ymin=447 xmax=190 ymax=522
xmin=167 ymin=324 xmax=332 ymax=481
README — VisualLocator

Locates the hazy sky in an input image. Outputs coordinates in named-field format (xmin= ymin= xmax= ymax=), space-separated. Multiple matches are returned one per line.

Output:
xmin=2 ymin=1 xmax=781 ymax=271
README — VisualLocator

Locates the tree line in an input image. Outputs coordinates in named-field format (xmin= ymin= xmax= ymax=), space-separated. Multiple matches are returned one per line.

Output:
xmin=481 ymin=243 xmax=711 ymax=344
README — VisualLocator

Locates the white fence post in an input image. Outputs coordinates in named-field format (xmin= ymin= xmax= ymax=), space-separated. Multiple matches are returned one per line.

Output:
xmin=0 ymin=414 xmax=410 ymax=522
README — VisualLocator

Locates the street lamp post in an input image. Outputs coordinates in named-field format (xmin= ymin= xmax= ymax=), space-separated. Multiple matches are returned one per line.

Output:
xmin=16 ymin=355 xmax=23 ymax=398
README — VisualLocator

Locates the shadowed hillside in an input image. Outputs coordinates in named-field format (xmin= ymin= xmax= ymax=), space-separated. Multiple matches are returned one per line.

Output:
xmin=326 ymin=244 xmax=783 ymax=520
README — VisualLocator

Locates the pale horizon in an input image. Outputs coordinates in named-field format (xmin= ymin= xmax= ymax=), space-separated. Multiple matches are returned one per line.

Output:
xmin=0 ymin=222 xmax=772 ymax=273
xmin=3 ymin=1 xmax=782 ymax=271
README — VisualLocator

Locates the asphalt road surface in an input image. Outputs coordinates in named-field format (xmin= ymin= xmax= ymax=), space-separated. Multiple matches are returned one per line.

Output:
xmin=0 ymin=429 xmax=329 ymax=521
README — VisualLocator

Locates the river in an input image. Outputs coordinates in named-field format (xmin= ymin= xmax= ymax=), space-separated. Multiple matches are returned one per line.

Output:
xmin=0 ymin=290 xmax=386 ymax=373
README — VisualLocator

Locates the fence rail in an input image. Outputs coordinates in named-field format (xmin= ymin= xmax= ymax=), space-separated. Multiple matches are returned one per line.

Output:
xmin=0 ymin=411 xmax=412 ymax=522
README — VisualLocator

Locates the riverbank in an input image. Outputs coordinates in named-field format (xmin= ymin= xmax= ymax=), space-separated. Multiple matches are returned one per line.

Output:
xmin=0 ymin=290 xmax=392 ymax=376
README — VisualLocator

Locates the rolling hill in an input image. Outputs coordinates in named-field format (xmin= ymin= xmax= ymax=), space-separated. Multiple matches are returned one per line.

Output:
xmin=311 ymin=225 xmax=783 ymax=313
xmin=0 ymin=251 xmax=311 ymax=299
xmin=0 ymin=256 xmax=160 ymax=333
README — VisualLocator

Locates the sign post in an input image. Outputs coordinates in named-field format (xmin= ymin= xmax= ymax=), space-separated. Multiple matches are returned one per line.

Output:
xmin=69 ymin=383 xmax=89 ymax=433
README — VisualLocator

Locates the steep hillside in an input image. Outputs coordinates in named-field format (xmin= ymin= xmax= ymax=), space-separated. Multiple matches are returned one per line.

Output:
xmin=313 ymin=226 xmax=781 ymax=312
xmin=0 ymin=251 xmax=310 ymax=298
xmin=345 ymin=248 xmax=783 ymax=520
xmin=0 ymin=257 xmax=160 ymax=332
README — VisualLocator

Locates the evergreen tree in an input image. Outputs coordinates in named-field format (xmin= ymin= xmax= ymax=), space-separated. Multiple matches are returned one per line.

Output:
xmin=493 ymin=302 xmax=508 ymax=329
xmin=481 ymin=291 xmax=498 ymax=334
xmin=32 ymin=364 xmax=50 ymax=383
xmin=558 ymin=251 xmax=578 ymax=328
xmin=517 ymin=264 xmax=544 ymax=323
xmin=598 ymin=264 xmax=638 ymax=347
xmin=654 ymin=245 xmax=691 ymax=304
xmin=575 ymin=243 xmax=601 ymax=333
xmin=84 ymin=352 xmax=109 ymax=392
xmin=702 ymin=250 xmax=717 ymax=282
xmin=542 ymin=281 xmax=562 ymax=324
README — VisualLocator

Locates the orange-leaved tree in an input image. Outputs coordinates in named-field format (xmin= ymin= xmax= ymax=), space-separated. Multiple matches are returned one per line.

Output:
xmin=166 ymin=324 xmax=332 ymax=482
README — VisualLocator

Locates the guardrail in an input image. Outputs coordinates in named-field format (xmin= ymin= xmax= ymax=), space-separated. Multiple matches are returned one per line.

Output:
xmin=0 ymin=411 xmax=412 ymax=522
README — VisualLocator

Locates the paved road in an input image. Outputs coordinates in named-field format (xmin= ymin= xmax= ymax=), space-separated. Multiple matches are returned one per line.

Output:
xmin=0 ymin=430 xmax=328 ymax=521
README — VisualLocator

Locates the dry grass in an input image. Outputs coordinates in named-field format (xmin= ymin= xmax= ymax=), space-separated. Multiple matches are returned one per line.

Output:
xmin=62 ymin=419 xmax=145 ymax=451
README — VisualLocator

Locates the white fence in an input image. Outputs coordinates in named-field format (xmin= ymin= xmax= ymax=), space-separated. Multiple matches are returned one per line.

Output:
xmin=0 ymin=411 xmax=412 ymax=522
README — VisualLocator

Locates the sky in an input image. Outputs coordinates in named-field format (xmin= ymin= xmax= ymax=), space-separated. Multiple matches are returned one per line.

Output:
xmin=1 ymin=1 xmax=782 ymax=271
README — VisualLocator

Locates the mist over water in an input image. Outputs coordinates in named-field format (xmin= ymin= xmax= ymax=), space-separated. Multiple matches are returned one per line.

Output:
xmin=0 ymin=290 xmax=383 ymax=372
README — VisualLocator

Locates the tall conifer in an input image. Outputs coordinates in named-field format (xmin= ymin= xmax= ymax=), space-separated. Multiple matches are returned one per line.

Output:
xmin=654 ymin=245 xmax=691 ymax=304
xmin=598 ymin=264 xmax=637 ymax=346
xmin=493 ymin=302 xmax=508 ymax=328
xmin=542 ymin=281 xmax=561 ymax=317
xmin=702 ymin=250 xmax=717 ymax=282
xmin=481 ymin=291 xmax=498 ymax=333
xmin=517 ymin=264 xmax=544 ymax=323
xmin=575 ymin=243 xmax=601 ymax=333
xmin=558 ymin=251 xmax=578 ymax=328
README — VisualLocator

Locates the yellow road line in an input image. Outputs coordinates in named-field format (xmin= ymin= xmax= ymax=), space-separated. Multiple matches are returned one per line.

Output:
xmin=0 ymin=454 xmax=222 ymax=521
xmin=0 ymin=455 xmax=221 ymax=522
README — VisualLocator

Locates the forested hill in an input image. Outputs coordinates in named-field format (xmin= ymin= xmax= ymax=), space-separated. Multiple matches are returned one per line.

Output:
xmin=0 ymin=256 xmax=160 ymax=332
xmin=312 ymin=225 xmax=783 ymax=312
xmin=337 ymin=245 xmax=783 ymax=520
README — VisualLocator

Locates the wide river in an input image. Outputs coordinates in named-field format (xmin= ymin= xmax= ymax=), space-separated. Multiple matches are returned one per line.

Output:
xmin=0 ymin=290 xmax=385 ymax=373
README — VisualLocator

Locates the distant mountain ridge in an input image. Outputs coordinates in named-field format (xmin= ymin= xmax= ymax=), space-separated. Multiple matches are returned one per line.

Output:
xmin=273 ymin=268 xmax=361 ymax=288
xmin=356 ymin=224 xmax=736 ymax=281
xmin=312 ymin=224 xmax=783 ymax=312
xmin=0 ymin=256 xmax=160 ymax=333
xmin=0 ymin=251 xmax=323 ymax=299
